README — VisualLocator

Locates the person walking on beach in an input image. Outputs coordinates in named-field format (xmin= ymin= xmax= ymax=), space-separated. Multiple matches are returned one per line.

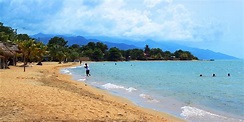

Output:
xmin=79 ymin=60 xmax=82 ymax=65
xmin=84 ymin=63 xmax=91 ymax=76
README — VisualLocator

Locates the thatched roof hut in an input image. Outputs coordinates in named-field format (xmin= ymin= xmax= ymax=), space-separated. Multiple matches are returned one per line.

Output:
xmin=0 ymin=43 xmax=14 ymax=57
xmin=9 ymin=44 xmax=20 ymax=53
xmin=0 ymin=42 xmax=20 ymax=69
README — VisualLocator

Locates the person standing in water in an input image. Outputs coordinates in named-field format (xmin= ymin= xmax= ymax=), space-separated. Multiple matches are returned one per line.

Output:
xmin=84 ymin=63 xmax=91 ymax=76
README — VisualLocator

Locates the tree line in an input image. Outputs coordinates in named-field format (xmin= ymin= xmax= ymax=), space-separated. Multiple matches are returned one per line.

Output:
xmin=0 ymin=22 xmax=198 ymax=65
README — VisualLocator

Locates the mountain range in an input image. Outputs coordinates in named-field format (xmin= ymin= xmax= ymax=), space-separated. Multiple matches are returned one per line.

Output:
xmin=32 ymin=33 xmax=238 ymax=60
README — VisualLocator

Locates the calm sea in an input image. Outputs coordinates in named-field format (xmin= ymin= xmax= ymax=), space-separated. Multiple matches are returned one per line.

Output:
xmin=61 ymin=60 xmax=244 ymax=122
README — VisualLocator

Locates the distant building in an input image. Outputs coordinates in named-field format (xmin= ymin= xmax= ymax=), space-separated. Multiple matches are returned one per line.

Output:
xmin=79 ymin=57 xmax=90 ymax=61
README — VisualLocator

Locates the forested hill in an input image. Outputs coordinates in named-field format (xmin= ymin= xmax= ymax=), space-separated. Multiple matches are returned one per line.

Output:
xmin=32 ymin=33 xmax=238 ymax=60
xmin=0 ymin=22 xmax=197 ymax=63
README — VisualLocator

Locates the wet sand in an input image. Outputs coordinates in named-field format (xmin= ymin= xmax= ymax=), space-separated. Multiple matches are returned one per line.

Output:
xmin=0 ymin=62 xmax=184 ymax=121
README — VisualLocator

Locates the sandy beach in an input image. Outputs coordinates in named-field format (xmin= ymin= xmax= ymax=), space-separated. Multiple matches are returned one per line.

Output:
xmin=0 ymin=62 xmax=183 ymax=121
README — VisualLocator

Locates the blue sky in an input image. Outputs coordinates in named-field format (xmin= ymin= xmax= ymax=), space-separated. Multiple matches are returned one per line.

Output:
xmin=0 ymin=0 xmax=243 ymax=58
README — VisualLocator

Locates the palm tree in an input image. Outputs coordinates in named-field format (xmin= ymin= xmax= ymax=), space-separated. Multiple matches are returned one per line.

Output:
xmin=16 ymin=39 xmax=35 ymax=71
xmin=31 ymin=42 xmax=47 ymax=65
xmin=16 ymin=39 xmax=47 ymax=71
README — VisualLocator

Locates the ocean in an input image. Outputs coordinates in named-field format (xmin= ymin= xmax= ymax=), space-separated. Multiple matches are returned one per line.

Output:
xmin=61 ymin=60 xmax=244 ymax=122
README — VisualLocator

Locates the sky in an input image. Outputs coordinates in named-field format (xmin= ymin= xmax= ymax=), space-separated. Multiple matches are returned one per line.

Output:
xmin=0 ymin=0 xmax=243 ymax=58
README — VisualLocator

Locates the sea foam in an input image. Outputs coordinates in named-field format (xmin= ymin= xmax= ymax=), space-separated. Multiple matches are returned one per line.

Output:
xmin=139 ymin=94 xmax=159 ymax=103
xmin=180 ymin=106 xmax=221 ymax=118
xmin=102 ymin=83 xmax=137 ymax=92
xmin=180 ymin=106 xmax=243 ymax=122
xmin=77 ymin=78 xmax=86 ymax=81
xmin=69 ymin=66 xmax=78 ymax=69
xmin=61 ymin=69 xmax=72 ymax=75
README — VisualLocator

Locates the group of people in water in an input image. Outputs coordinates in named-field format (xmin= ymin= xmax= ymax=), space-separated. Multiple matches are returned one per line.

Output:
xmin=200 ymin=73 xmax=231 ymax=77
xmin=83 ymin=62 xmax=232 ymax=78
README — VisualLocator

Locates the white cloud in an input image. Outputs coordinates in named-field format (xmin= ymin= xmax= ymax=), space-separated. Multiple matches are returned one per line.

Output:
xmin=144 ymin=0 xmax=162 ymax=8
xmin=1 ymin=0 xmax=242 ymax=58
xmin=39 ymin=0 xmax=198 ymax=41
xmin=144 ymin=0 xmax=173 ymax=8
xmin=0 ymin=0 xmax=221 ymax=42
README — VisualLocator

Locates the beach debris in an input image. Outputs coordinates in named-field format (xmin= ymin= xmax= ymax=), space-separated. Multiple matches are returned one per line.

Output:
xmin=117 ymin=113 xmax=124 ymax=116
xmin=16 ymin=76 xmax=35 ymax=79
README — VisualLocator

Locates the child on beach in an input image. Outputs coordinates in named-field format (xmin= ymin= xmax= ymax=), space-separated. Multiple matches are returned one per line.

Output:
xmin=84 ymin=63 xmax=91 ymax=76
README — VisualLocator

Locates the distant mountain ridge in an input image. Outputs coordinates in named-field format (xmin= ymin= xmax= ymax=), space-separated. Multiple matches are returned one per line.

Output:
xmin=131 ymin=39 xmax=238 ymax=60
xmin=32 ymin=33 xmax=238 ymax=60
xmin=32 ymin=33 xmax=137 ymax=50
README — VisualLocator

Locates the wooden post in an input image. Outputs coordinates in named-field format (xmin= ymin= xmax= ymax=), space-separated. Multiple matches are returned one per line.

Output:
xmin=0 ymin=59 xmax=1 ymax=69
xmin=23 ymin=56 xmax=25 ymax=72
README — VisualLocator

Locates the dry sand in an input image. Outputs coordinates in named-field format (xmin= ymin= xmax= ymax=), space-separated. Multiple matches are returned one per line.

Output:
xmin=0 ymin=62 xmax=184 ymax=121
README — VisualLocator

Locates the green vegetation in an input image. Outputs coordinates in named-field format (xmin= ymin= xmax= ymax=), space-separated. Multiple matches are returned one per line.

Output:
xmin=0 ymin=22 xmax=17 ymax=43
xmin=0 ymin=22 xmax=198 ymax=66
xmin=47 ymin=36 xmax=69 ymax=63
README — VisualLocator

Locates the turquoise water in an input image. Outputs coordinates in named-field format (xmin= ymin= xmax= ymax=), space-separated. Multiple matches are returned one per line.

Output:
xmin=61 ymin=60 xmax=244 ymax=122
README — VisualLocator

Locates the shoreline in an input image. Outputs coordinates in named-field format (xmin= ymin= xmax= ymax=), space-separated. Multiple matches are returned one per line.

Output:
xmin=70 ymin=61 xmax=244 ymax=122
xmin=0 ymin=62 xmax=183 ymax=121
